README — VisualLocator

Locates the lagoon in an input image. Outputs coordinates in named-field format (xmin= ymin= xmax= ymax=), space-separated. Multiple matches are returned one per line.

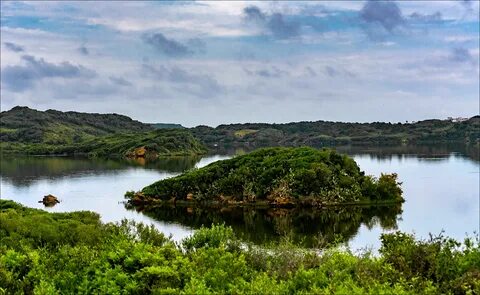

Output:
xmin=1 ymin=144 xmax=478 ymax=250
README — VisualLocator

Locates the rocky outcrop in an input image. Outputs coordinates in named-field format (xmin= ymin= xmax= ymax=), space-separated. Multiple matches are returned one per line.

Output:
xmin=126 ymin=146 xmax=159 ymax=159
xmin=39 ymin=194 xmax=60 ymax=206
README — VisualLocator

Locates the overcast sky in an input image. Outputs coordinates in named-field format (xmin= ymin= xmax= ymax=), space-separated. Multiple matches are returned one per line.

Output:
xmin=1 ymin=1 xmax=479 ymax=127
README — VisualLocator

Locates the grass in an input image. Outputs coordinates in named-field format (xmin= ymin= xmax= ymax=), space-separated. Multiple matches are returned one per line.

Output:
xmin=234 ymin=129 xmax=258 ymax=138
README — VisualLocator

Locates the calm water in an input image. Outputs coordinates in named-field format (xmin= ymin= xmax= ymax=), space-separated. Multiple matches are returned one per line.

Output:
xmin=1 ymin=145 xmax=478 ymax=249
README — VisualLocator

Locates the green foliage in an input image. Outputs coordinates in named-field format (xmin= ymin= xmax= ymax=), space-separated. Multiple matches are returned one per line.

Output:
xmin=0 ymin=107 xmax=206 ymax=157
xmin=1 ymin=200 xmax=479 ymax=294
xmin=136 ymin=147 xmax=403 ymax=204
xmin=182 ymin=224 xmax=237 ymax=252
xmin=0 ymin=106 xmax=152 ymax=144
xmin=192 ymin=116 xmax=480 ymax=149
xmin=1 ymin=129 xmax=206 ymax=158
xmin=55 ymin=129 xmax=207 ymax=158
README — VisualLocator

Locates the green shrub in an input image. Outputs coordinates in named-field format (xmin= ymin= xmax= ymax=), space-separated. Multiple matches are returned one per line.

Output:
xmin=134 ymin=147 xmax=403 ymax=205
xmin=1 ymin=200 xmax=478 ymax=294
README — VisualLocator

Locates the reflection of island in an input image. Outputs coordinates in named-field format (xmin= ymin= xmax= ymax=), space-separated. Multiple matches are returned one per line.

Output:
xmin=131 ymin=204 xmax=402 ymax=248
xmin=337 ymin=143 xmax=479 ymax=162
xmin=0 ymin=156 xmax=201 ymax=187
xmin=210 ymin=143 xmax=479 ymax=162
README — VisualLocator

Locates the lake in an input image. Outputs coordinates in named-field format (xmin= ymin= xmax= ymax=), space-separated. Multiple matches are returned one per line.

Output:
xmin=1 ymin=144 xmax=478 ymax=250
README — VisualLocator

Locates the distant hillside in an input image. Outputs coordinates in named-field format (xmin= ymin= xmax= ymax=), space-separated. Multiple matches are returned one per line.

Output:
xmin=2 ymin=129 xmax=207 ymax=158
xmin=192 ymin=116 xmax=480 ymax=149
xmin=0 ymin=106 xmax=153 ymax=144
xmin=150 ymin=123 xmax=184 ymax=129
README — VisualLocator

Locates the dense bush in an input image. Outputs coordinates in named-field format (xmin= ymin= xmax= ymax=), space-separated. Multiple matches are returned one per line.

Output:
xmin=135 ymin=147 xmax=403 ymax=204
xmin=1 ymin=107 xmax=207 ymax=157
xmin=0 ymin=106 xmax=152 ymax=144
xmin=1 ymin=129 xmax=207 ymax=158
xmin=1 ymin=200 xmax=479 ymax=294
xmin=192 ymin=116 xmax=480 ymax=149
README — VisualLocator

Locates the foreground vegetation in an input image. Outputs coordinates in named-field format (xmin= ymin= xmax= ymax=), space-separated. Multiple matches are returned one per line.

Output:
xmin=127 ymin=147 xmax=403 ymax=207
xmin=1 ymin=200 xmax=478 ymax=294
xmin=192 ymin=116 xmax=480 ymax=149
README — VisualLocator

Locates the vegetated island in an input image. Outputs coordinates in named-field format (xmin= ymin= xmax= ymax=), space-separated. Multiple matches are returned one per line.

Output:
xmin=126 ymin=147 xmax=403 ymax=208
xmin=1 ymin=200 xmax=478 ymax=294
xmin=0 ymin=106 xmax=206 ymax=158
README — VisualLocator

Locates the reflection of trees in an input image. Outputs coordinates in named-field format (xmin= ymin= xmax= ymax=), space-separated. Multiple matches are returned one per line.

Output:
xmin=0 ymin=156 xmax=201 ymax=187
xmin=133 ymin=204 xmax=403 ymax=248
xmin=335 ymin=143 xmax=479 ymax=162
xmin=210 ymin=143 xmax=479 ymax=163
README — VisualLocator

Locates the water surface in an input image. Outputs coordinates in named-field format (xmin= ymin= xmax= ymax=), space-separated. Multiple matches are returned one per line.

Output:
xmin=1 ymin=145 xmax=478 ymax=249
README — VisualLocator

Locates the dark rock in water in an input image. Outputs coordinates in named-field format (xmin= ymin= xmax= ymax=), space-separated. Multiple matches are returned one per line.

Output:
xmin=39 ymin=194 xmax=60 ymax=206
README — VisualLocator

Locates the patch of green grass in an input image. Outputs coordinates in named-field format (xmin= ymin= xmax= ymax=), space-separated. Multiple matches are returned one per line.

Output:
xmin=234 ymin=129 xmax=258 ymax=138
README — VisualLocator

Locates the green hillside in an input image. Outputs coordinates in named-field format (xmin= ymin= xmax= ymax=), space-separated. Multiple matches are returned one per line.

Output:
xmin=150 ymin=123 xmax=184 ymax=129
xmin=0 ymin=106 xmax=153 ymax=144
xmin=192 ymin=116 xmax=480 ymax=149
xmin=2 ymin=129 xmax=207 ymax=158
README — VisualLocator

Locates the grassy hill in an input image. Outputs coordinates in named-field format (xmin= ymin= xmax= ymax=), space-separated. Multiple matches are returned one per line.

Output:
xmin=192 ymin=116 xmax=480 ymax=149
xmin=2 ymin=106 xmax=478 ymax=157
xmin=150 ymin=123 xmax=184 ymax=129
xmin=0 ymin=107 xmax=206 ymax=157
xmin=127 ymin=147 xmax=403 ymax=207
xmin=0 ymin=106 xmax=153 ymax=144
xmin=2 ymin=129 xmax=207 ymax=158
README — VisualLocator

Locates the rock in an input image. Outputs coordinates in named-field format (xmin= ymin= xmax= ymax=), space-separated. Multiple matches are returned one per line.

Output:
xmin=39 ymin=194 xmax=60 ymax=206
xmin=134 ymin=146 xmax=147 ymax=157
xmin=186 ymin=193 xmax=194 ymax=201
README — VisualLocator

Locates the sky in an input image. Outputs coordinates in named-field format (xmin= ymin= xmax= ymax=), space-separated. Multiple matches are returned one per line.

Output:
xmin=1 ymin=1 xmax=479 ymax=127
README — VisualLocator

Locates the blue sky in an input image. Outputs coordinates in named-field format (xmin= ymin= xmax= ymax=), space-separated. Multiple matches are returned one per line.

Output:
xmin=1 ymin=1 xmax=479 ymax=126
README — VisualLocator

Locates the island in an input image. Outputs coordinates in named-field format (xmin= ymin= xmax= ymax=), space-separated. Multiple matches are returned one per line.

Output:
xmin=126 ymin=147 xmax=403 ymax=208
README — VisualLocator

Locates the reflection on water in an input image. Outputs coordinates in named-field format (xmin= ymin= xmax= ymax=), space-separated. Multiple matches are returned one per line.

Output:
xmin=0 ymin=156 xmax=201 ymax=186
xmin=211 ymin=143 xmax=480 ymax=162
xmin=1 ymin=144 xmax=478 ymax=249
xmin=133 ymin=204 xmax=402 ymax=248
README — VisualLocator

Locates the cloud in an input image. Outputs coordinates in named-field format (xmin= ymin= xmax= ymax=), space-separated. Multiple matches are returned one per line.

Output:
xmin=324 ymin=66 xmax=338 ymax=77
xmin=109 ymin=76 xmax=132 ymax=87
xmin=243 ymin=6 xmax=300 ymax=39
xmin=186 ymin=38 xmax=206 ymax=54
xmin=449 ymin=47 xmax=474 ymax=63
xmin=244 ymin=66 xmax=287 ymax=78
xmin=78 ymin=45 xmax=89 ymax=55
xmin=141 ymin=63 xmax=223 ymax=98
xmin=461 ymin=0 xmax=474 ymax=13
xmin=143 ymin=33 xmax=205 ymax=57
xmin=2 ymin=55 xmax=96 ymax=91
xmin=305 ymin=66 xmax=317 ymax=77
xmin=324 ymin=65 xmax=356 ymax=78
xmin=408 ymin=12 xmax=442 ymax=23
xmin=243 ymin=6 xmax=266 ymax=23
xmin=359 ymin=0 xmax=405 ymax=40
xmin=4 ymin=42 xmax=24 ymax=52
